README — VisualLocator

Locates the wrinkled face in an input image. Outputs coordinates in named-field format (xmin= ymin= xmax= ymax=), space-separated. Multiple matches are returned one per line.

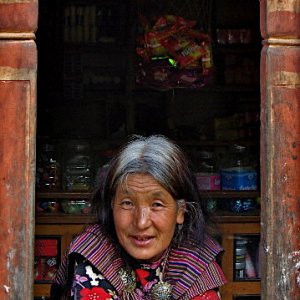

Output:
xmin=112 ymin=173 xmax=185 ymax=262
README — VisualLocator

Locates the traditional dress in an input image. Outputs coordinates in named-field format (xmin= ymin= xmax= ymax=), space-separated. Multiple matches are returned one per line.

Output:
xmin=51 ymin=224 xmax=227 ymax=300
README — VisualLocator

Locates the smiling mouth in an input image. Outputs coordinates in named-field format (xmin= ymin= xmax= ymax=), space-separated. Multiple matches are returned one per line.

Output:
xmin=133 ymin=235 xmax=153 ymax=241
xmin=131 ymin=235 xmax=154 ymax=245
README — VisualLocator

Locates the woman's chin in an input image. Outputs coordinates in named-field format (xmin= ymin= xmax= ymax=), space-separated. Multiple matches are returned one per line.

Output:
xmin=127 ymin=247 xmax=164 ymax=262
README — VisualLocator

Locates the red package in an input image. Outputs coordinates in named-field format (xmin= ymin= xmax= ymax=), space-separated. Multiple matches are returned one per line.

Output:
xmin=136 ymin=13 xmax=214 ymax=89
xmin=160 ymin=33 xmax=206 ymax=67
xmin=35 ymin=239 xmax=58 ymax=256
xmin=142 ymin=15 xmax=196 ymax=60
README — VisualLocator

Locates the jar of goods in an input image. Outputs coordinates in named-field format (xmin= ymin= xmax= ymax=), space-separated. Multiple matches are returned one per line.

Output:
xmin=36 ymin=143 xmax=61 ymax=191
xmin=235 ymin=238 xmax=247 ymax=280
xmin=220 ymin=144 xmax=257 ymax=190
xmin=63 ymin=141 xmax=91 ymax=192
xmin=61 ymin=199 xmax=91 ymax=214
xmin=194 ymin=151 xmax=220 ymax=191
xmin=36 ymin=200 xmax=61 ymax=213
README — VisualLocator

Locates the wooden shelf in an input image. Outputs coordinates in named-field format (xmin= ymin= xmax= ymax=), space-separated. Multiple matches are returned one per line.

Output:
xmin=35 ymin=212 xmax=259 ymax=224
xmin=36 ymin=192 xmax=92 ymax=199
xmin=36 ymin=190 xmax=259 ymax=199
xmin=34 ymin=283 xmax=52 ymax=298
xmin=201 ymin=190 xmax=260 ymax=198
xmin=178 ymin=139 xmax=258 ymax=147
xmin=213 ymin=214 xmax=260 ymax=223
xmin=133 ymin=84 xmax=260 ymax=94
xmin=36 ymin=213 xmax=96 ymax=224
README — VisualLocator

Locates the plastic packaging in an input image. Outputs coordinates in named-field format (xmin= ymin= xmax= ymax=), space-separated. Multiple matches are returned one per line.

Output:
xmin=221 ymin=144 xmax=257 ymax=190
xmin=195 ymin=151 xmax=220 ymax=191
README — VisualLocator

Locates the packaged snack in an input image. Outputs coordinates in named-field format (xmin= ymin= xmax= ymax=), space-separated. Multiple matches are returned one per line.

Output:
xmin=160 ymin=32 xmax=206 ymax=67
xmin=136 ymin=13 xmax=214 ymax=89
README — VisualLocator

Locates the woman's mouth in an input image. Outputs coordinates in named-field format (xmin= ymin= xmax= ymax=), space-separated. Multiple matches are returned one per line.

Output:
xmin=131 ymin=235 xmax=154 ymax=247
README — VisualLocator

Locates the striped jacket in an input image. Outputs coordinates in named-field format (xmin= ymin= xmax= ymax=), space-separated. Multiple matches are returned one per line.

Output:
xmin=51 ymin=224 xmax=227 ymax=299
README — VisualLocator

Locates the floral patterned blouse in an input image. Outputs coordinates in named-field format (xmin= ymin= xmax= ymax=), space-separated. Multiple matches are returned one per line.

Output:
xmin=71 ymin=258 xmax=221 ymax=300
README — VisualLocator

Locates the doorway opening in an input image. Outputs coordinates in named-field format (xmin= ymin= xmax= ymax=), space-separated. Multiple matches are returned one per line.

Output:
xmin=34 ymin=1 xmax=262 ymax=299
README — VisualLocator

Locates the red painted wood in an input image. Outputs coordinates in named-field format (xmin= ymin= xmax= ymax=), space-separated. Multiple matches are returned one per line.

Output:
xmin=0 ymin=80 xmax=35 ymax=298
xmin=0 ymin=40 xmax=36 ymax=68
xmin=260 ymin=1 xmax=300 ymax=299
xmin=0 ymin=1 xmax=37 ymax=298
xmin=0 ymin=1 xmax=38 ymax=33
xmin=268 ymin=11 xmax=300 ymax=37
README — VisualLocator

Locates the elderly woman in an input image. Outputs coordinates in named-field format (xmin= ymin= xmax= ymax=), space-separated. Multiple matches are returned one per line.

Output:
xmin=51 ymin=135 xmax=226 ymax=299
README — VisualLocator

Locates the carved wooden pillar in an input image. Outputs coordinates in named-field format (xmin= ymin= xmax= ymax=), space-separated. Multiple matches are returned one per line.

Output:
xmin=0 ymin=1 xmax=37 ymax=299
xmin=260 ymin=1 xmax=300 ymax=299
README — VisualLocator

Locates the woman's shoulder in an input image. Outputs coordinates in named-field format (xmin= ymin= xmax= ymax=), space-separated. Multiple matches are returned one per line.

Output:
xmin=68 ymin=224 xmax=124 ymax=281
xmin=167 ymin=235 xmax=226 ymax=299
xmin=169 ymin=234 xmax=223 ymax=271
xmin=68 ymin=224 xmax=121 ymax=262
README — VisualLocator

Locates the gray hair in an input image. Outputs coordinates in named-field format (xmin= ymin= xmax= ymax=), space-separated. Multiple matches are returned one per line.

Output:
xmin=91 ymin=135 xmax=207 ymax=245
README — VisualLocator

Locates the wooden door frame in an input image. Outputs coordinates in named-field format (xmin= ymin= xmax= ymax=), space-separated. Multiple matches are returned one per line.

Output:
xmin=0 ymin=0 xmax=38 ymax=299
xmin=260 ymin=1 xmax=300 ymax=299
xmin=0 ymin=0 xmax=300 ymax=299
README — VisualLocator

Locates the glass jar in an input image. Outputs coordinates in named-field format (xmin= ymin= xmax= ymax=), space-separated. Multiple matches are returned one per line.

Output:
xmin=61 ymin=199 xmax=91 ymax=214
xmin=220 ymin=144 xmax=257 ymax=190
xmin=36 ymin=199 xmax=61 ymax=213
xmin=194 ymin=151 xmax=220 ymax=191
xmin=36 ymin=143 xmax=61 ymax=191
xmin=63 ymin=141 xmax=91 ymax=192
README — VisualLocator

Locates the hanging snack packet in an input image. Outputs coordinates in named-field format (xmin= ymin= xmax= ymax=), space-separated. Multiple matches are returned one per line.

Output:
xmin=160 ymin=32 xmax=206 ymax=68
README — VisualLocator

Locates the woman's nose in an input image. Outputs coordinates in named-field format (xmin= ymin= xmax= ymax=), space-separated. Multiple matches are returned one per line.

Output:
xmin=134 ymin=206 xmax=151 ymax=229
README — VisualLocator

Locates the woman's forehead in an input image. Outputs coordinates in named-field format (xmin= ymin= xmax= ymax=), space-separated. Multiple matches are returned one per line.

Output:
xmin=116 ymin=173 xmax=166 ymax=194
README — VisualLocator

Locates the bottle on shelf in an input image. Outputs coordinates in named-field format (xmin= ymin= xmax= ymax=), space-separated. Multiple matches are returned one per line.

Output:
xmin=220 ymin=144 xmax=257 ymax=191
xmin=36 ymin=143 xmax=61 ymax=192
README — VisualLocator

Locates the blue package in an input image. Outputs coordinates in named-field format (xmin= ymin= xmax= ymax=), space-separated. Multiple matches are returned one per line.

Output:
xmin=221 ymin=168 xmax=257 ymax=190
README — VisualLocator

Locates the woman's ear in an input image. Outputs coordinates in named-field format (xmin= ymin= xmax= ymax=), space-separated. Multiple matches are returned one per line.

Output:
xmin=176 ymin=199 xmax=186 ymax=225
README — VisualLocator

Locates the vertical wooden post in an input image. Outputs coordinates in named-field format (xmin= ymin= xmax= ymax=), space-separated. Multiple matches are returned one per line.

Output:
xmin=0 ymin=1 xmax=37 ymax=299
xmin=260 ymin=1 xmax=300 ymax=299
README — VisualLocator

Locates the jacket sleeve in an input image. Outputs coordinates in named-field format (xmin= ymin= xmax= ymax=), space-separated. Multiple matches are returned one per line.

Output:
xmin=50 ymin=249 xmax=72 ymax=300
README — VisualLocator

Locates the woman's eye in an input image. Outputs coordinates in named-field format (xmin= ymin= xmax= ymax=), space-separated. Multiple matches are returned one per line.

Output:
xmin=152 ymin=201 xmax=164 ymax=208
xmin=120 ymin=199 xmax=134 ymax=210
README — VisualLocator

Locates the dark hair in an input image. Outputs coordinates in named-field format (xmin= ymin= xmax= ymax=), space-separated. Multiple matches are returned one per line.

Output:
xmin=91 ymin=135 xmax=208 ymax=244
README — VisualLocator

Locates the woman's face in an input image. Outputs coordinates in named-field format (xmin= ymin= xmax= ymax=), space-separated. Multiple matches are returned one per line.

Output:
xmin=112 ymin=173 xmax=185 ymax=262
